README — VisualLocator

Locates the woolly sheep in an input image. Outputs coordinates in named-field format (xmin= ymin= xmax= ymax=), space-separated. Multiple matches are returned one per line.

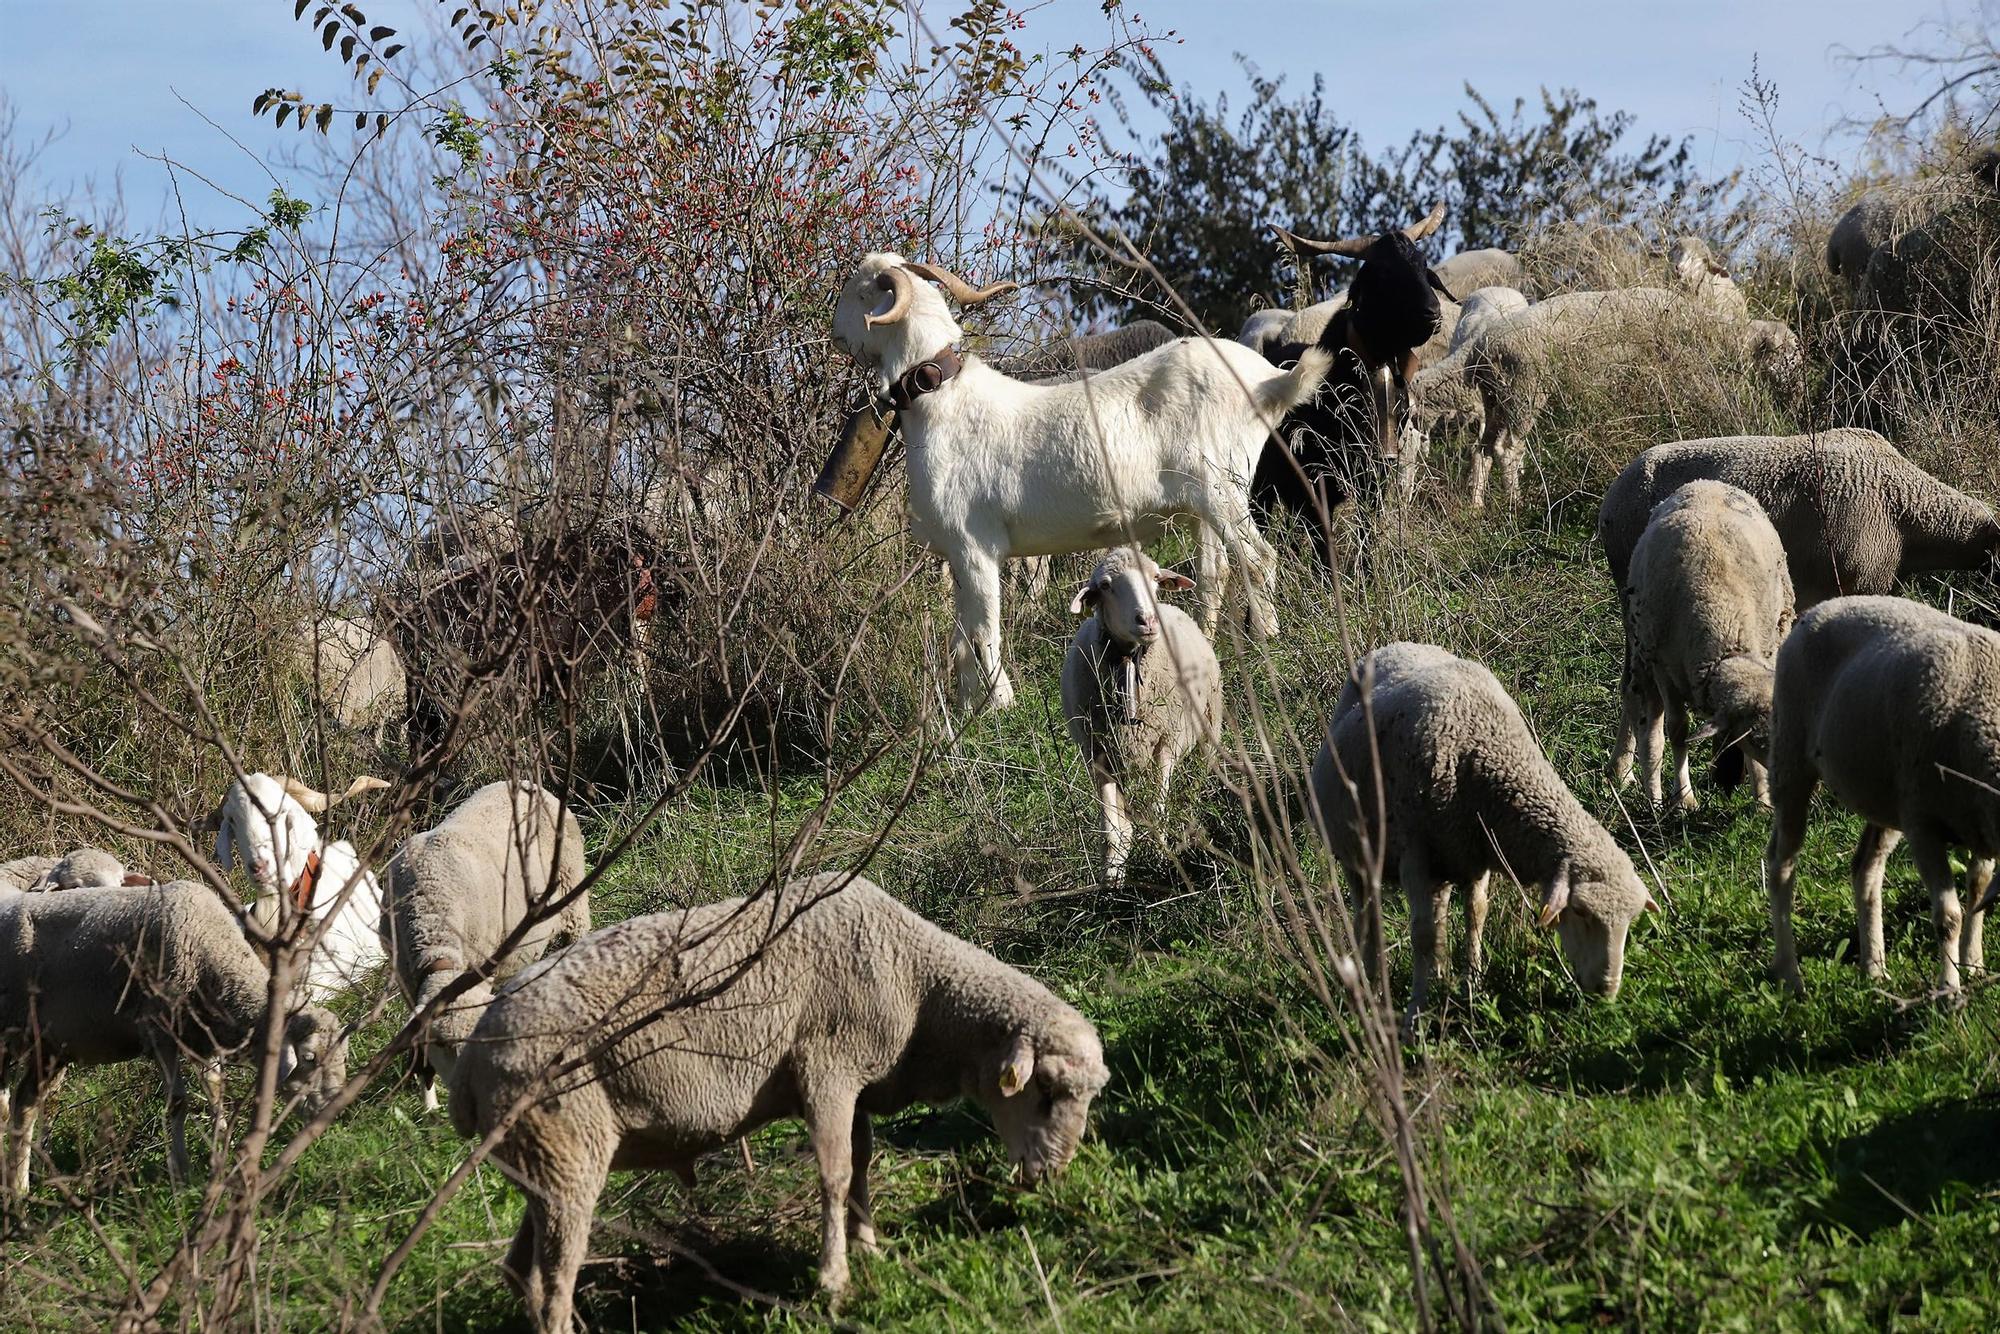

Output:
xmin=1311 ymin=643 xmax=1655 ymax=1032
xmin=1764 ymin=596 xmax=1999 ymax=994
xmin=1398 ymin=288 xmax=1533 ymax=487
xmin=1598 ymin=429 xmax=2000 ymax=611
xmin=1461 ymin=286 xmax=1783 ymax=509
xmin=1433 ymin=247 xmax=1526 ymax=299
xmin=380 ymin=780 xmax=589 ymax=1111
xmin=1609 ymin=481 xmax=1795 ymax=810
xmin=832 ymin=254 xmax=1337 ymax=709
xmin=993 ymin=319 xmax=1179 ymax=380
xmin=1060 ymin=549 xmax=1222 ymax=886
xmin=0 ymin=881 xmax=347 ymax=1195
xmin=301 ymin=613 xmax=406 ymax=738
xmin=0 ymin=848 xmax=131 ymax=895
xmin=1827 ymin=150 xmax=2000 ymax=309
xmin=211 ymin=773 xmax=389 ymax=1008
xmin=1667 ymin=236 xmax=1749 ymax=320
xmin=449 ymin=871 xmax=1109 ymax=1330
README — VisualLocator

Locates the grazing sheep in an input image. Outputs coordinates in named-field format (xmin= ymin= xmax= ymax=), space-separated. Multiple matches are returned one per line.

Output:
xmin=831 ymin=254 xmax=1340 ymax=709
xmin=1434 ymin=247 xmax=1526 ymax=299
xmin=0 ymin=849 xmax=133 ymax=895
xmin=1461 ymin=286 xmax=1779 ymax=508
xmin=210 ymin=773 xmax=389 ymax=1008
xmin=992 ymin=320 xmax=1179 ymax=380
xmin=1827 ymin=149 xmax=2000 ymax=309
xmin=0 ymin=881 xmax=347 ymax=1195
xmin=1667 ymin=236 xmax=1750 ymax=320
xmin=1250 ymin=206 xmax=1457 ymax=568
xmin=450 ymin=871 xmax=1109 ymax=1330
xmin=1764 ymin=596 xmax=1999 ymax=994
xmin=300 ymin=613 xmax=406 ymax=739
xmin=1610 ymin=481 xmax=1795 ymax=810
xmin=381 ymin=781 xmax=589 ymax=1111
xmin=1060 ymin=549 xmax=1222 ymax=886
xmin=1598 ymin=429 xmax=2000 ymax=611
xmin=1311 ymin=643 xmax=1655 ymax=1032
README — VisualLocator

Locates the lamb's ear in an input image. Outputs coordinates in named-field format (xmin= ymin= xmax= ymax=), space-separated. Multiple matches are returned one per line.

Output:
xmin=1688 ymin=719 xmax=1721 ymax=746
xmin=1537 ymin=861 xmax=1570 ymax=928
xmin=996 ymin=1032 xmax=1036 ymax=1097
xmin=1154 ymin=571 xmax=1197 ymax=594
xmin=1069 ymin=581 xmax=1100 ymax=616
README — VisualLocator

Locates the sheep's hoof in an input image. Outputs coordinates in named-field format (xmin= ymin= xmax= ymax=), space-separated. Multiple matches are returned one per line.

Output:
xmin=1676 ymin=792 xmax=1700 ymax=813
xmin=1766 ymin=960 xmax=1805 ymax=996
xmin=818 ymin=1262 xmax=851 ymax=1307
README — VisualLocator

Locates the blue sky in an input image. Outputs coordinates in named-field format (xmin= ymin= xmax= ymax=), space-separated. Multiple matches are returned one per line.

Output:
xmin=0 ymin=0 xmax=1957 ymax=236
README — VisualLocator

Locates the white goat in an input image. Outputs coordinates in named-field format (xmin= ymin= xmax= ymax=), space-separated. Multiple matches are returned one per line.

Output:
xmin=210 ymin=772 xmax=389 ymax=1011
xmin=831 ymin=254 xmax=1333 ymax=710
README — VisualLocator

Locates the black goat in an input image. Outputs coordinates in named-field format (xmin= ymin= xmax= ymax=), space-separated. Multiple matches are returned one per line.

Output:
xmin=1250 ymin=204 xmax=1454 ymax=569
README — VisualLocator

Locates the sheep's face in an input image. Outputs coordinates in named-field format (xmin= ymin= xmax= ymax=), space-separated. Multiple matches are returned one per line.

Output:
xmin=1698 ymin=657 xmax=1777 ymax=791
xmin=1541 ymin=860 xmax=1652 ymax=1000
xmin=281 ymin=1006 xmax=349 ymax=1117
xmin=981 ymin=1020 xmax=1111 ymax=1186
xmin=1669 ymin=236 xmax=1729 ymax=289
xmin=830 ymin=252 xmax=962 ymax=378
xmin=1069 ymin=549 xmax=1194 ymax=648
xmin=214 ymin=774 xmax=319 ymax=895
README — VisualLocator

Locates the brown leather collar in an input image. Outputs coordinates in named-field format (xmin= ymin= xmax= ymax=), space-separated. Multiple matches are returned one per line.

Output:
xmin=288 ymin=851 xmax=322 ymax=914
xmin=885 ymin=347 xmax=963 ymax=409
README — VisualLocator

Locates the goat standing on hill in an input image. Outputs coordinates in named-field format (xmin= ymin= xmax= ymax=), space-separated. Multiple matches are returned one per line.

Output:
xmin=1251 ymin=205 xmax=1456 ymax=568
xmin=831 ymin=255 xmax=1342 ymax=711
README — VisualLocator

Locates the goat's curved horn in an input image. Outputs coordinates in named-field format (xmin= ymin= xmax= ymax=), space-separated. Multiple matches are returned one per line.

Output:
xmin=864 ymin=267 xmax=915 ymax=328
xmin=1402 ymin=201 xmax=1447 ymax=242
xmin=332 ymin=775 xmax=390 ymax=806
xmin=1270 ymin=223 xmax=1373 ymax=259
xmin=279 ymin=778 xmax=332 ymax=813
xmin=902 ymin=261 xmax=1019 ymax=306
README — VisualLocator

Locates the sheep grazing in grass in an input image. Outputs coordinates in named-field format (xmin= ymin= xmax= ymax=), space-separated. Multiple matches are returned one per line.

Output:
xmin=1597 ymin=429 xmax=2000 ymax=611
xmin=1764 ymin=596 xmax=1999 ymax=995
xmin=1434 ymin=248 xmax=1526 ymax=300
xmin=1060 ymin=549 xmax=1222 ymax=886
xmin=210 ymin=772 xmax=389 ymax=1015
xmin=450 ymin=871 xmax=1108 ymax=1330
xmin=1311 ymin=643 xmax=1655 ymax=1033
xmin=830 ymin=253 xmax=1339 ymax=710
xmin=993 ymin=319 xmax=1179 ymax=381
xmin=0 ymin=881 xmax=347 ymax=1196
xmin=1458 ymin=286 xmax=1785 ymax=509
xmin=381 ymin=781 xmax=589 ymax=1111
xmin=1250 ymin=204 xmax=1457 ymax=568
xmin=299 ymin=613 xmax=406 ymax=740
xmin=1667 ymin=236 xmax=1749 ymax=320
xmin=0 ymin=848 xmax=135 ymax=896
xmin=1610 ymin=481 xmax=1795 ymax=810
xmin=1827 ymin=148 xmax=2000 ymax=310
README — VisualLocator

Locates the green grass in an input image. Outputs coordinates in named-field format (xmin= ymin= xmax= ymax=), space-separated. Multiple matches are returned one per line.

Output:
xmin=8 ymin=467 xmax=2000 ymax=1332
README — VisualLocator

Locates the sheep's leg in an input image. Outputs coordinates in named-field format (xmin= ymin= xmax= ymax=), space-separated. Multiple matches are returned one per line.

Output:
xmin=1499 ymin=435 xmax=1525 ymax=508
xmin=847 ymin=1113 xmax=878 ymax=1254
xmin=1764 ymin=776 xmax=1815 ymax=995
xmin=945 ymin=544 xmax=1013 ymax=711
xmin=1909 ymin=833 xmax=1965 ymax=993
xmin=1464 ymin=872 xmax=1492 ymax=992
xmin=1850 ymin=824 xmax=1900 ymax=981
xmin=5 ymin=1056 xmax=64 ymax=1199
xmin=803 ymin=1080 xmax=860 ymax=1295
xmin=151 ymin=1038 xmax=191 ymax=1186
xmin=1609 ymin=663 xmax=1649 ymax=788
xmin=1748 ymin=755 xmax=1772 ymax=809
xmin=1400 ymin=852 xmax=1442 ymax=1039
xmin=1154 ymin=753 xmax=1176 ymax=817
xmin=1626 ymin=678 xmax=1666 ymax=806
xmin=533 ymin=1158 xmax=608 ymax=1334
xmin=1962 ymin=858 xmax=1992 ymax=978
xmin=1468 ymin=417 xmax=1500 ymax=511
xmin=410 ymin=1047 xmax=439 ymax=1114
xmin=1665 ymin=706 xmax=1698 ymax=811
xmin=1098 ymin=774 xmax=1132 ymax=888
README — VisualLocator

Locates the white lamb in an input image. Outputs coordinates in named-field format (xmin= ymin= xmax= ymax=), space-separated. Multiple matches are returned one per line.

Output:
xmin=832 ymin=254 xmax=1336 ymax=710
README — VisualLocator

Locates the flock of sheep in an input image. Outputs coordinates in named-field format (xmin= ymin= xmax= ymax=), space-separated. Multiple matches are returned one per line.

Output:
xmin=2 ymin=150 xmax=1997 ymax=1330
